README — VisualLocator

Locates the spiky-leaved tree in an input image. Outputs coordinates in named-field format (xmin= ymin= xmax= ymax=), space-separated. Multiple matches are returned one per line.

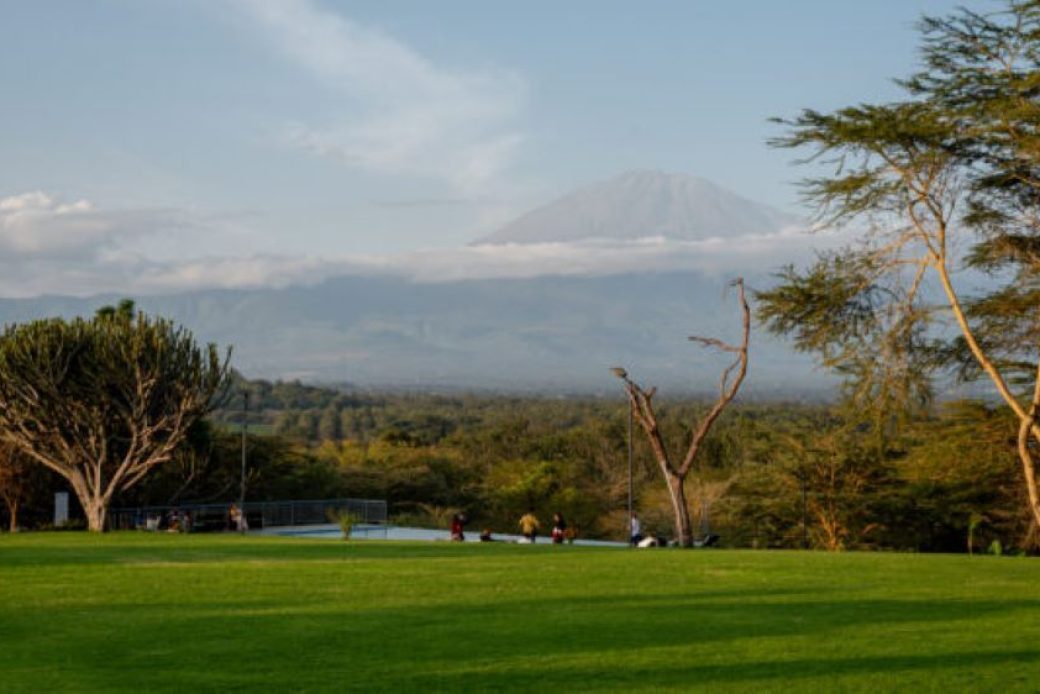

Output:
xmin=0 ymin=302 xmax=230 ymax=531
xmin=613 ymin=279 xmax=750 ymax=547
xmin=759 ymin=1 xmax=1040 ymax=532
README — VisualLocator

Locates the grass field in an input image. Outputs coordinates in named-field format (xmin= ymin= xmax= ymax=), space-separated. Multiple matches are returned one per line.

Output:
xmin=2 ymin=534 xmax=1039 ymax=692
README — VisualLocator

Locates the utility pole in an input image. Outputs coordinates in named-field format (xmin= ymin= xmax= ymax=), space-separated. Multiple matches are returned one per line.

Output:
xmin=627 ymin=401 xmax=633 ymax=539
xmin=801 ymin=470 xmax=808 ymax=549
xmin=610 ymin=366 xmax=635 ymax=545
xmin=239 ymin=390 xmax=248 ymax=533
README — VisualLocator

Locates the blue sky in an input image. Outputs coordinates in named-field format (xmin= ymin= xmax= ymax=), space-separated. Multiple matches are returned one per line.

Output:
xmin=0 ymin=0 xmax=971 ymax=295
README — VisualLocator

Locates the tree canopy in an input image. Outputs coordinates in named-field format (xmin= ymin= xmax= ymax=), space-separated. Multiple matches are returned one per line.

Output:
xmin=0 ymin=303 xmax=230 ymax=530
xmin=759 ymin=0 xmax=1040 ymax=531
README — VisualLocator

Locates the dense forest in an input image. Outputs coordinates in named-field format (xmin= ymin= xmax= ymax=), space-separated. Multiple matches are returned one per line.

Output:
xmin=5 ymin=374 xmax=1030 ymax=553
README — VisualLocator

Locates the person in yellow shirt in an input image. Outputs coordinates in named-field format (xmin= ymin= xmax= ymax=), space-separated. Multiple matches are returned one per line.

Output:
xmin=518 ymin=510 xmax=540 ymax=543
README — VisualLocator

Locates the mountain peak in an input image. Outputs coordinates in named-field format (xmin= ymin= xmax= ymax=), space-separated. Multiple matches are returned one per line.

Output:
xmin=477 ymin=170 xmax=800 ymax=245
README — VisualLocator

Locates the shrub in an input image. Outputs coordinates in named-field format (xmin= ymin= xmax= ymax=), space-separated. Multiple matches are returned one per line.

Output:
xmin=326 ymin=509 xmax=360 ymax=540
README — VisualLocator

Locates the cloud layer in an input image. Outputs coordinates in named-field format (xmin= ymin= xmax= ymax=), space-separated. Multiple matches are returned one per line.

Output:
xmin=231 ymin=0 xmax=527 ymax=194
xmin=0 ymin=191 xmax=190 ymax=258
xmin=0 ymin=190 xmax=833 ymax=297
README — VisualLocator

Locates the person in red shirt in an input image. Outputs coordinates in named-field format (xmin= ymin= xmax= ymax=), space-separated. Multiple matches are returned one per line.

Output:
xmin=450 ymin=513 xmax=465 ymax=541
xmin=551 ymin=512 xmax=567 ymax=544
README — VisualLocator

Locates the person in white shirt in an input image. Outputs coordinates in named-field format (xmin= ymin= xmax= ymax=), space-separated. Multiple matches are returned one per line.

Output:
xmin=629 ymin=512 xmax=643 ymax=546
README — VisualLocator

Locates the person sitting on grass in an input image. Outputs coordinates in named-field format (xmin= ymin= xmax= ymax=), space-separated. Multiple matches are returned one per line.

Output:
xmin=479 ymin=528 xmax=495 ymax=542
xmin=518 ymin=510 xmax=540 ymax=543
xmin=638 ymin=533 xmax=665 ymax=548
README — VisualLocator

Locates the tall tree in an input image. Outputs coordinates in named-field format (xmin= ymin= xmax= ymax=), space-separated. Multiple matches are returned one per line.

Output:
xmin=612 ymin=278 xmax=750 ymax=547
xmin=759 ymin=0 xmax=1040 ymax=533
xmin=0 ymin=305 xmax=230 ymax=531
xmin=0 ymin=441 xmax=35 ymax=531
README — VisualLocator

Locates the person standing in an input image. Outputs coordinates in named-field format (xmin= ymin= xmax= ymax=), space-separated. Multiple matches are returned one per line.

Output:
xmin=450 ymin=513 xmax=465 ymax=541
xmin=630 ymin=512 xmax=643 ymax=547
xmin=518 ymin=510 xmax=540 ymax=543
xmin=229 ymin=503 xmax=248 ymax=533
xmin=551 ymin=512 xmax=567 ymax=544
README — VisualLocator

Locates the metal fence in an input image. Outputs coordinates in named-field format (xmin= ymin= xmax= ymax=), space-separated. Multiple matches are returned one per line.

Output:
xmin=108 ymin=497 xmax=387 ymax=532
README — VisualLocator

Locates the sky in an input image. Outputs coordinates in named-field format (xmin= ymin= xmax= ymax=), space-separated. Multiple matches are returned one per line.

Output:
xmin=0 ymin=0 xmax=973 ymax=297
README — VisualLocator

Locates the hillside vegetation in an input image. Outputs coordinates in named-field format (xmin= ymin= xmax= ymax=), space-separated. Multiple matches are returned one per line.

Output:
xmin=6 ymin=379 xmax=1031 ymax=553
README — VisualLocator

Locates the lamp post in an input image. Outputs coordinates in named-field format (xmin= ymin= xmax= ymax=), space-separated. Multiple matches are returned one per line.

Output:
xmin=239 ymin=390 xmax=248 ymax=533
xmin=610 ymin=367 xmax=634 ymax=543
xmin=800 ymin=468 xmax=808 ymax=549
xmin=627 ymin=396 xmax=633 ymax=534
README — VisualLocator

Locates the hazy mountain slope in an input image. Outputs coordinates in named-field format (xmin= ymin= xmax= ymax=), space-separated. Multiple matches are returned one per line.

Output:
xmin=0 ymin=272 xmax=824 ymax=395
xmin=477 ymin=170 xmax=801 ymax=245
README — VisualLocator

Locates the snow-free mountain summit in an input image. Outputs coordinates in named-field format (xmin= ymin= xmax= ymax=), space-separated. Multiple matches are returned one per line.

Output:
xmin=477 ymin=170 xmax=801 ymax=245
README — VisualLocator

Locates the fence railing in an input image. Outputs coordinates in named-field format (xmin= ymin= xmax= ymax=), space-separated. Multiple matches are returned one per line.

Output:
xmin=108 ymin=497 xmax=387 ymax=532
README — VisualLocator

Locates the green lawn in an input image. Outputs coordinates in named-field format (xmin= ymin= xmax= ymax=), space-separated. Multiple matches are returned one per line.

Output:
xmin=1 ymin=534 xmax=1039 ymax=692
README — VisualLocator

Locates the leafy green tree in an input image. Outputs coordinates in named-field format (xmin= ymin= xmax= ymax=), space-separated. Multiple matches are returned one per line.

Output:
xmin=318 ymin=406 xmax=343 ymax=441
xmin=782 ymin=427 xmax=894 ymax=551
xmin=897 ymin=401 xmax=1028 ymax=552
xmin=0 ymin=304 xmax=230 ymax=530
xmin=760 ymin=0 xmax=1040 ymax=532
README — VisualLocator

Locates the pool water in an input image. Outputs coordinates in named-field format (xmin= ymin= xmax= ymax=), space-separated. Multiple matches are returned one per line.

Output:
xmin=261 ymin=523 xmax=623 ymax=546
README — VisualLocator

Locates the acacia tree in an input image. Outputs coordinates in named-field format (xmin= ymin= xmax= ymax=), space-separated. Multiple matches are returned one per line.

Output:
xmin=0 ymin=304 xmax=230 ymax=531
xmin=779 ymin=425 xmax=890 ymax=551
xmin=759 ymin=1 xmax=1040 ymax=532
xmin=612 ymin=278 xmax=750 ymax=547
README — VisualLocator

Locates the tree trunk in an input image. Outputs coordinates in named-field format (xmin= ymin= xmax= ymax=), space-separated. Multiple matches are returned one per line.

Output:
xmin=6 ymin=499 xmax=17 ymax=532
xmin=67 ymin=470 xmax=108 ymax=532
xmin=814 ymin=506 xmax=844 ymax=551
xmin=666 ymin=473 xmax=694 ymax=547
xmin=939 ymin=263 xmax=1040 ymax=533
xmin=84 ymin=500 xmax=107 ymax=532
xmin=1016 ymin=419 xmax=1040 ymax=532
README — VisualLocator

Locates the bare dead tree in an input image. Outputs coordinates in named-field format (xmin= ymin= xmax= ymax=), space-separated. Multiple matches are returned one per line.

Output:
xmin=612 ymin=278 xmax=750 ymax=546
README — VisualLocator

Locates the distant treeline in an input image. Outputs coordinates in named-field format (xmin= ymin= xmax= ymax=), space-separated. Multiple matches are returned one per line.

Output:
xmin=3 ymin=377 xmax=1018 ymax=552
xmin=4 ymin=375 xmax=1030 ymax=551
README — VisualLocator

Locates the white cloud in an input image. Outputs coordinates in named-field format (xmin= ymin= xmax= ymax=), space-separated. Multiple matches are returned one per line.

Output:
xmin=113 ymin=229 xmax=833 ymax=294
xmin=231 ymin=0 xmax=527 ymax=193
xmin=378 ymin=228 xmax=838 ymax=282
xmin=132 ymin=255 xmax=364 ymax=291
xmin=0 ymin=191 xmax=194 ymax=259
xmin=0 ymin=191 xmax=213 ymax=297
xmin=0 ymin=190 xmax=833 ymax=298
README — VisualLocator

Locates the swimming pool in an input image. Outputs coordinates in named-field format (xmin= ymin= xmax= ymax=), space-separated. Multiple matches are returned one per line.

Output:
xmin=261 ymin=523 xmax=623 ymax=546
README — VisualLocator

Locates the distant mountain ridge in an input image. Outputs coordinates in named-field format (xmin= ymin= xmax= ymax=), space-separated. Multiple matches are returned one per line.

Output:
xmin=477 ymin=170 xmax=801 ymax=245
xmin=0 ymin=272 xmax=826 ymax=395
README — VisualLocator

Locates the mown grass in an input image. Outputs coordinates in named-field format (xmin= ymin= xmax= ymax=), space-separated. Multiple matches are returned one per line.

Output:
xmin=1 ymin=533 xmax=1039 ymax=692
